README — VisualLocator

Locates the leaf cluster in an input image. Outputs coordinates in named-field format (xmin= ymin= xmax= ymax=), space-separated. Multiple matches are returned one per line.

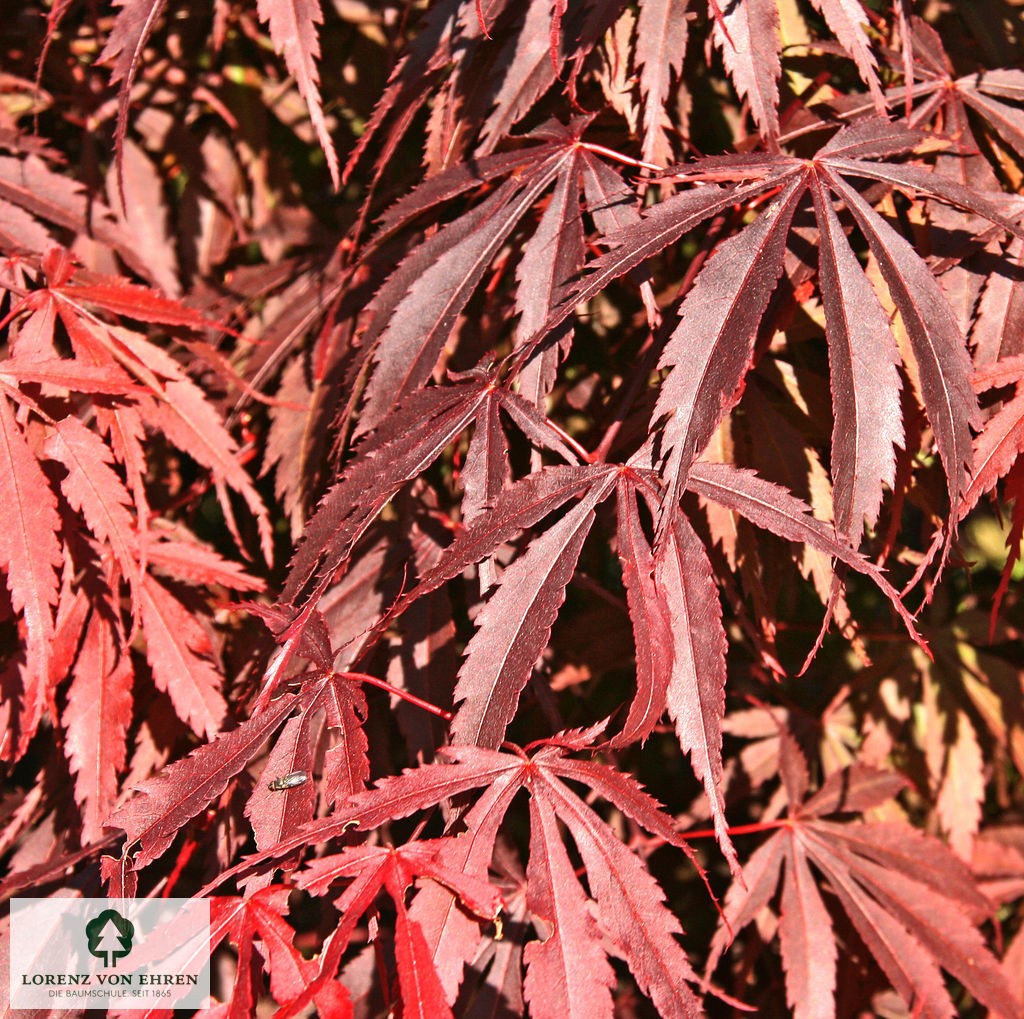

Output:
xmin=1 ymin=1 xmax=1024 ymax=1016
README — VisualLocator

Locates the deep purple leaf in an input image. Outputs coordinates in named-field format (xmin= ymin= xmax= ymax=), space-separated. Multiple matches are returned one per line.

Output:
xmin=281 ymin=381 xmax=490 ymax=605
xmin=809 ymin=0 xmax=885 ymax=109
xmin=578 ymin=149 xmax=643 ymax=237
xmin=516 ymin=174 xmax=785 ymax=373
xmin=635 ymin=0 xmax=690 ymax=163
xmin=823 ymin=157 xmax=1024 ymax=239
xmin=515 ymin=149 xmax=585 ymax=407
xmin=462 ymin=391 xmax=510 ymax=526
xmin=372 ymin=145 xmax=559 ymax=242
xmin=395 ymin=464 xmax=614 ymax=618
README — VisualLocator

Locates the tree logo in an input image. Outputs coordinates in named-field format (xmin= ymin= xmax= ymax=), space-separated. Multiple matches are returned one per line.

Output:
xmin=85 ymin=909 xmax=135 ymax=968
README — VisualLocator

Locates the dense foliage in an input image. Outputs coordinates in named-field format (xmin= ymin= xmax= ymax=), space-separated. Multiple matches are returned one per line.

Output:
xmin=2 ymin=0 xmax=1024 ymax=1015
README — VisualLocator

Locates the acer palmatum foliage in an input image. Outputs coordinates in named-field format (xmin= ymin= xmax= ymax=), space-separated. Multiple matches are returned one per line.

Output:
xmin=1 ymin=1 xmax=1024 ymax=1016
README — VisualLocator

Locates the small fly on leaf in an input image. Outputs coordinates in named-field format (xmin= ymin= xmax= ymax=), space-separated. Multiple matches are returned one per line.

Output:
xmin=268 ymin=771 xmax=308 ymax=791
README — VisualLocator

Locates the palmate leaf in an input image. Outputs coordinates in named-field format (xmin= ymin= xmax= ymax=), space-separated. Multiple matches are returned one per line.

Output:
xmin=352 ymin=455 xmax=909 ymax=874
xmin=203 ymin=735 xmax=701 ymax=1015
xmin=294 ymin=840 xmax=502 ymax=1019
xmin=359 ymin=120 xmax=627 ymax=430
xmin=881 ymin=20 xmax=1024 ymax=168
xmin=359 ymin=160 xmax=563 ymax=431
xmin=552 ymin=120 xmax=1023 ymax=539
xmin=27 ymin=254 xmax=275 ymax=563
xmin=245 ymin=670 xmax=371 ymax=877
xmin=707 ymin=763 xmax=1018 ymax=1018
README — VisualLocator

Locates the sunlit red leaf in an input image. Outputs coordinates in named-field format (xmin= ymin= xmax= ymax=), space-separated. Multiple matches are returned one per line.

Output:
xmin=64 ymin=611 xmax=133 ymax=843
xmin=138 ymin=573 xmax=227 ymax=740
xmin=0 ymin=394 xmax=60 ymax=720
xmin=44 ymin=415 xmax=140 ymax=606
xmin=523 ymin=792 xmax=615 ymax=1019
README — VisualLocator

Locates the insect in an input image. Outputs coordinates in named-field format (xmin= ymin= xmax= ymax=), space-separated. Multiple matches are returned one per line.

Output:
xmin=267 ymin=771 xmax=308 ymax=791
